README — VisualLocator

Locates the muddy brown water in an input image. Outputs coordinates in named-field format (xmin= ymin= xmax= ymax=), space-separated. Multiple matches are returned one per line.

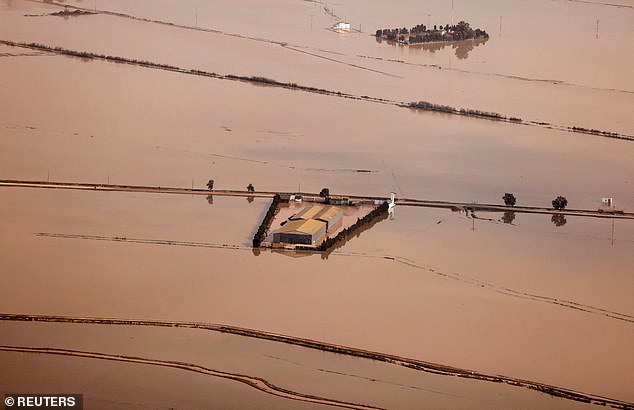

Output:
xmin=0 ymin=189 xmax=632 ymax=404
xmin=1 ymin=0 xmax=633 ymax=407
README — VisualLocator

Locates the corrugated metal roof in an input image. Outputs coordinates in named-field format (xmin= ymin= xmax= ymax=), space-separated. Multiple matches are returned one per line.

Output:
xmin=291 ymin=206 xmax=323 ymax=221
xmin=315 ymin=205 xmax=342 ymax=222
xmin=275 ymin=219 xmax=326 ymax=235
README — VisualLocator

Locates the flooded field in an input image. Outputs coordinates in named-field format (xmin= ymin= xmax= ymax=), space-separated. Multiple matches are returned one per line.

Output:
xmin=1 ymin=0 xmax=633 ymax=407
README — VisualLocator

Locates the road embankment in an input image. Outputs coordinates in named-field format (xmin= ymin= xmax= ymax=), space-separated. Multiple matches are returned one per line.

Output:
xmin=2 ymin=179 xmax=632 ymax=220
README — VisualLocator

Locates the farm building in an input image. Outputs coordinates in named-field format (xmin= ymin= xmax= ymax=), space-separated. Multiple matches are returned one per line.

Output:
xmin=334 ymin=21 xmax=351 ymax=30
xmin=272 ymin=219 xmax=326 ymax=245
xmin=290 ymin=205 xmax=343 ymax=231
xmin=290 ymin=205 xmax=324 ymax=221
xmin=314 ymin=205 xmax=343 ymax=230
xmin=273 ymin=205 xmax=343 ymax=245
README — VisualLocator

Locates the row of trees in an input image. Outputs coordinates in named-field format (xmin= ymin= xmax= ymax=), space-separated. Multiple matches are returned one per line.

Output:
xmin=252 ymin=194 xmax=281 ymax=247
xmin=408 ymin=100 xmax=514 ymax=122
xmin=319 ymin=202 xmax=389 ymax=251
xmin=503 ymin=193 xmax=569 ymax=210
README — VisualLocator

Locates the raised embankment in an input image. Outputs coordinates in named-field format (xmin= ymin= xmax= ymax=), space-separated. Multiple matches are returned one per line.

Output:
xmin=2 ymin=179 xmax=633 ymax=220
xmin=0 ymin=313 xmax=631 ymax=409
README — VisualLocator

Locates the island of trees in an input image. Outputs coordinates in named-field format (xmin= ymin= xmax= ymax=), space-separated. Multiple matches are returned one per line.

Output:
xmin=375 ymin=20 xmax=488 ymax=45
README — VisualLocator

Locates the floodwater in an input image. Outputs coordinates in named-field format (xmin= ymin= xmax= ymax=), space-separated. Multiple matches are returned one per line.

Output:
xmin=1 ymin=0 xmax=633 ymax=407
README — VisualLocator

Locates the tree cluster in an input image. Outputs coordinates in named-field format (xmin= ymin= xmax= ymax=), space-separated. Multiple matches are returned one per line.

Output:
xmin=376 ymin=20 xmax=489 ymax=44
xmin=319 ymin=202 xmax=389 ymax=251
xmin=409 ymin=100 xmax=513 ymax=122
xmin=252 ymin=194 xmax=281 ymax=247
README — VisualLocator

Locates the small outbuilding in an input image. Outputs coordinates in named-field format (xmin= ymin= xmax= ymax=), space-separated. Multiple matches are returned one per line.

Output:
xmin=334 ymin=21 xmax=351 ymax=30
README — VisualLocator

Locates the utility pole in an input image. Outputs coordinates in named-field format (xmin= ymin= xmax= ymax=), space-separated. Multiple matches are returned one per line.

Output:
xmin=195 ymin=4 xmax=198 ymax=27
xmin=451 ymin=0 xmax=454 ymax=26
xmin=596 ymin=19 xmax=599 ymax=39
xmin=499 ymin=15 xmax=503 ymax=37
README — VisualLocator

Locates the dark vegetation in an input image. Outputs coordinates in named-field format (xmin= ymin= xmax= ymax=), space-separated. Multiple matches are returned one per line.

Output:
xmin=408 ymin=100 xmax=512 ymax=122
xmin=319 ymin=202 xmax=389 ymax=251
xmin=552 ymin=196 xmax=568 ymax=210
xmin=253 ymin=194 xmax=280 ymax=247
xmin=503 ymin=193 xmax=517 ymax=207
xmin=569 ymin=126 xmax=620 ymax=138
xmin=2 ymin=41 xmax=630 ymax=142
xmin=51 ymin=9 xmax=95 ymax=17
xmin=376 ymin=21 xmax=488 ymax=44
xmin=319 ymin=188 xmax=330 ymax=198
xmin=247 ymin=183 xmax=255 ymax=193
xmin=207 ymin=179 xmax=214 ymax=190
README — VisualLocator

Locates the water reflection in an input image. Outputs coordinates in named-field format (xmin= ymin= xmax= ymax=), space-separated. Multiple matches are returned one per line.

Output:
xmin=375 ymin=37 xmax=488 ymax=59
xmin=246 ymin=196 xmax=254 ymax=203
xmin=206 ymin=194 xmax=213 ymax=205
xmin=551 ymin=214 xmax=567 ymax=227
xmin=501 ymin=211 xmax=516 ymax=224
xmin=321 ymin=212 xmax=388 ymax=260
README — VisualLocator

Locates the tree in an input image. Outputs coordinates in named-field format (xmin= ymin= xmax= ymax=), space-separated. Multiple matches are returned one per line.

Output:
xmin=207 ymin=179 xmax=214 ymax=190
xmin=552 ymin=196 xmax=568 ymax=210
xmin=247 ymin=183 xmax=255 ymax=193
xmin=503 ymin=193 xmax=516 ymax=207
xmin=319 ymin=187 xmax=330 ymax=198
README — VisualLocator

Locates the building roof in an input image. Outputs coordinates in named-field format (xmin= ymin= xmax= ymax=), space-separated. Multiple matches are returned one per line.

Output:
xmin=275 ymin=219 xmax=326 ymax=236
xmin=291 ymin=205 xmax=324 ymax=221
xmin=314 ymin=205 xmax=342 ymax=222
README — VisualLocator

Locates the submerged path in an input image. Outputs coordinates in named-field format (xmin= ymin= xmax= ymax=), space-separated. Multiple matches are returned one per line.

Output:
xmin=0 ymin=345 xmax=382 ymax=410
xmin=2 ymin=179 xmax=633 ymax=220
xmin=0 ymin=313 xmax=632 ymax=409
